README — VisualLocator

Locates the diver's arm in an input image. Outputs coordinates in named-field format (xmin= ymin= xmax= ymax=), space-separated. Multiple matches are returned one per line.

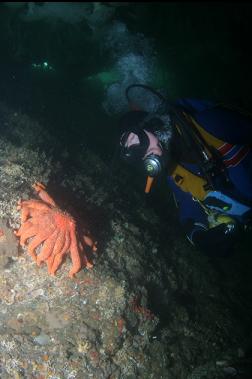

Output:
xmin=167 ymin=176 xmax=242 ymax=256
xmin=186 ymin=220 xmax=241 ymax=257
xmin=176 ymin=97 xmax=252 ymax=144
xmin=193 ymin=105 xmax=252 ymax=145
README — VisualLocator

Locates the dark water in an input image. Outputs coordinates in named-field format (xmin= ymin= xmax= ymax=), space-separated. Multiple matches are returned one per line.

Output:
xmin=1 ymin=3 xmax=252 ymax=156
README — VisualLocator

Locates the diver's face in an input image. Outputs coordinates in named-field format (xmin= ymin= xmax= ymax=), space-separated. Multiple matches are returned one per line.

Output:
xmin=122 ymin=130 xmax=163 ymax=161
xmin=123 ymin=132 xmax=140 ymax=149
xmin=142 ymin=131 xmax=163 ymax=159
xmin=121 ymin=129 xmax=168 ymax=179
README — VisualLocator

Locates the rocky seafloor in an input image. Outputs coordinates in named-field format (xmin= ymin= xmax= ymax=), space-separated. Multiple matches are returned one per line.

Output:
xmin=0 ymin=101 xmax=252 ymax=379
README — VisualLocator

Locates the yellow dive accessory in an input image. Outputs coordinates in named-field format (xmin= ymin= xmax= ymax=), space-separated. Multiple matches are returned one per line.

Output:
xmin=207 ymin=212 xmax=236 ymax=229
xmin=194 ymin=197 xmax=237 ymax=229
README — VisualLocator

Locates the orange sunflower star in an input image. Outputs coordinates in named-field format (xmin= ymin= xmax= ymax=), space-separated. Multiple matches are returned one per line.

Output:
xmin=15 ymin=182 xmax=97 ymax=278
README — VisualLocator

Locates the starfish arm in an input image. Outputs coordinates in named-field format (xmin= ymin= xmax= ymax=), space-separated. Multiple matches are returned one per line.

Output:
xmin=82 ymin=251 xmax=94 ymax=269
xmin=19 ymin=206 xmax=38 ymax=223
xmin=49 ymin=254 xmax=65 ymax=276
xmin=50 ymin=229 xmax=66 ymax=257
xmin=36 ymin=229 xmax=59 ymax=265
xmin=19 ymin=206 xmax=31 ymax=223
xmin=19 ymin=199 xmax=51 ymax=213
xmin=83 ymin=234 xmax=98 ymax=252
xmin=15 ymin=220 xmax=33 ymax=238
xmin=16 ymin=214 xmax=55 ymax=237
xmin=68 ymin=226 xmax=82 ymax=278
xmin=33 ymin=182 xmax=57 ymax=207
xmin=27 ymin=226 xmax=56 ymax=262
xmin=18 ymin=224 xmax=40 ymax=246
xmin=25 ymin=209 xmax=52 ymax=222
xmin=45 ymin=255 xmax=54 ymax=274
xmin=50 ymin=230 xmax=71 ymax=275
xmin=27 ymin=213 xmax=57 ymax=232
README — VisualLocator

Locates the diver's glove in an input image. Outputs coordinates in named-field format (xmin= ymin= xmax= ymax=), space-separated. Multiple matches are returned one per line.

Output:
xmin=190 ymin=221 xmax=241 ymax=257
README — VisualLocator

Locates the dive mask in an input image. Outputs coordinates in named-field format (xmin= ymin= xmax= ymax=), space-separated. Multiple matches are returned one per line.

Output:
xmin=119 ymin=129 xmax=150 ymax=164
xmin=120 ymin=129 xmax=164 ymax=176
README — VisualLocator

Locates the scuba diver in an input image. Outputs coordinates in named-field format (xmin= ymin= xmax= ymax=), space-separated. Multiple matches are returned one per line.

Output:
xmin=118 ymin=84 xmax=252 ymax=257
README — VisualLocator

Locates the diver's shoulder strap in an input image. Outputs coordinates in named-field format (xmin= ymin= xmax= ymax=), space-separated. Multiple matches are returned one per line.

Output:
xmin=185 ymin=114 xmax=226 ymax=150
xmin=174 ymin=109 xmax=231 ymax=190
